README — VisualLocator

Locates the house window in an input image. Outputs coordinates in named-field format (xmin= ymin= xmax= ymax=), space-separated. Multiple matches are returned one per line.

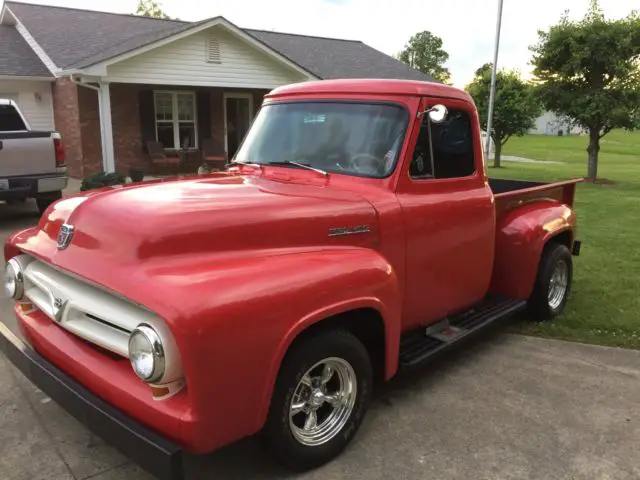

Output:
xmin=154 ymin=91 xmax=197 ymax=149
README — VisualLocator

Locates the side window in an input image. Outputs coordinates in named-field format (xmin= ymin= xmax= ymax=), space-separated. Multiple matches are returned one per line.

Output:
xmin=410 ymin=107 xmax=476 ymax=180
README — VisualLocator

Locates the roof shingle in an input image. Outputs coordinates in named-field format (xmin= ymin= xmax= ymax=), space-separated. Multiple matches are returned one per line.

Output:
xmin=6 ymin=1 xmax=434 ymax=83
xmin=0 ymin=24 xmax=51 ymax=77
xmin=247 ymin=30 xmax=434 ymax=82
xmin=6 ymin=1 xmax=184 ymax=69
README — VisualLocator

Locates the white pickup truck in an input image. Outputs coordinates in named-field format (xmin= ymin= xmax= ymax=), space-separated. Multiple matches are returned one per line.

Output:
xmin=0 ymin=99 xmax=67 ymax=213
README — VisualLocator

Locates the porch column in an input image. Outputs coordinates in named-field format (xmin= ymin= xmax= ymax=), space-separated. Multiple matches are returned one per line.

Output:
xmin=97 ymin=82 xmax=115 ymax=173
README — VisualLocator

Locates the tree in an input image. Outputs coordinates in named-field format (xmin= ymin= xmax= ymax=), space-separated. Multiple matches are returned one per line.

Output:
xmin=136 ymin=0 xmax=172 ymax=19
xmin=397 ymin=31 xmax=451 ymax=83
xmin=530 ymin=1 xmax=640 ymax=181
xmin=466 ymin=63 xmax=542 ymax=167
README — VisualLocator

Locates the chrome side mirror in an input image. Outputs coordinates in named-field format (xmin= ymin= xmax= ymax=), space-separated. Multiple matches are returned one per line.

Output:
xmin=425 ymin=104 xmax=448 ymax=123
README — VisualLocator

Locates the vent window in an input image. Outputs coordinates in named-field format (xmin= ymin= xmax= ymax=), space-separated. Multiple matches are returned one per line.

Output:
xmin=206 ymin=37 xmax=221 ymax=63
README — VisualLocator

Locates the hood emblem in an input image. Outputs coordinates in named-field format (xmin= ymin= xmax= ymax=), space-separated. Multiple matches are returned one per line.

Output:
xmin=57 ymin=224 xmax=74 ymax=250
xmin=52 ymin=297 xmax=67 ymax=323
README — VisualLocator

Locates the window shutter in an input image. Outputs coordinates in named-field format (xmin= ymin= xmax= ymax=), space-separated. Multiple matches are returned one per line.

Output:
xmin=138 ymin=90 xmax=155 ymax=153
xmin=206 ymin=37 xmax=221 ymax=63
xmin=196 ymin=91 xmax=211 ymax=149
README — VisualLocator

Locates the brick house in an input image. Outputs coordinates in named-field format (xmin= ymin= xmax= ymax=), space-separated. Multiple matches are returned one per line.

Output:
xmin=0 ymin=1 xmax=434 ymax=178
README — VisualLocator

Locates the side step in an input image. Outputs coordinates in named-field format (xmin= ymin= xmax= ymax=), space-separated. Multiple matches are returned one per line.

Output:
xmin=399 ymin=297 xmax=526 ymax=368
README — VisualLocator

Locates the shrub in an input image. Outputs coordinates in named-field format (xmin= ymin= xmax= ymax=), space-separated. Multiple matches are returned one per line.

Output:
xmin=80 ymin=172 xmax=126 ymax=191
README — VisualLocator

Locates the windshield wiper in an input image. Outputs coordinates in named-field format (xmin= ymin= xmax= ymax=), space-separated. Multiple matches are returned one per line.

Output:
xmin=267 ymin=161 xmax=328 ymax=177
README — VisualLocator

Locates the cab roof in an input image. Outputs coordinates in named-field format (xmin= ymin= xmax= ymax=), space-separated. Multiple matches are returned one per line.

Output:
xmin=266 ymin=78 xmax=473 ymax=103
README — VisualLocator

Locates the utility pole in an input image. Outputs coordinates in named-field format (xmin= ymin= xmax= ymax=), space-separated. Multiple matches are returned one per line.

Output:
xmin=485 ymin=0 xmax=505 ymax=161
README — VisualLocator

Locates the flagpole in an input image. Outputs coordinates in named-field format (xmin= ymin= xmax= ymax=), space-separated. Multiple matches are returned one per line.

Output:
xmin=485 ymin=0 xmax=504 ymax=161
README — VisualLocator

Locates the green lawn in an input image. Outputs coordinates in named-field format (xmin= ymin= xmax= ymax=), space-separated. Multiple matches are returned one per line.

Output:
xmin=494 ymin=130 xmax=640 ymax=349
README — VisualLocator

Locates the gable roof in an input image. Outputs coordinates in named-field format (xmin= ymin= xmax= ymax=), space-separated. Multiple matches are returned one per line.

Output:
xmin=68 ymin=16 xmax=317 ymax=80
xmin=0 ymin=24 xmax=52 ymax=77
xmin=70 ymin=18 xmax=215 ymax=70
xmin=5 ymin=1 xmax=435 ymax=83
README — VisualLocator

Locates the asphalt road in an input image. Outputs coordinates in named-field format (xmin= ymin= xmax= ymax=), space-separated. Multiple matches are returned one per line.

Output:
xmin=1 ymin=199 xmax=639 ymax=480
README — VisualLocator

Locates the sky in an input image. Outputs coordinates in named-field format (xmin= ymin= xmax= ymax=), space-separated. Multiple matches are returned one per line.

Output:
xmin=1 ymin=0 xmax=637 ymax=87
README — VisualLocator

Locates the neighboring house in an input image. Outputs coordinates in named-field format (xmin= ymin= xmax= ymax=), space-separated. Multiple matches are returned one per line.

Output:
xmin=0 ymin=1 xmax=435 ymax=178
xmin=530 ymin=111 xmax=584 ymax=136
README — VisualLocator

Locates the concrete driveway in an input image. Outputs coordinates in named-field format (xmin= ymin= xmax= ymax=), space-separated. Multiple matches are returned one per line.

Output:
xmin=1 ymin=198 xmax=639 ymax=480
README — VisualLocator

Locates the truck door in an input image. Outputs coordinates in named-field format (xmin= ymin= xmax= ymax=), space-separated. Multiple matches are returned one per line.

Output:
xmin=395 ymin=97 xmax=495 ymax=329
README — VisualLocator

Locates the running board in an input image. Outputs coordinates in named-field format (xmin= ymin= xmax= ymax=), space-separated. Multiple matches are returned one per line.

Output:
xmin=399 ymin=297 xmax=526 ymax=368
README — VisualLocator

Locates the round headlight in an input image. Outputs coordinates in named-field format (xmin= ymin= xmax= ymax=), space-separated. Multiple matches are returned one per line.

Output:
xmin=128 ymin=324 xmax=165 ymax=383
xmin=3 ymin=259 xmax=24 ymax=300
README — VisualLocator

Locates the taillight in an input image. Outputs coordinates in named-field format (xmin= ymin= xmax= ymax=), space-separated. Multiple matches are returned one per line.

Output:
xmin=53 ymin=133 xmax=65 ymax=167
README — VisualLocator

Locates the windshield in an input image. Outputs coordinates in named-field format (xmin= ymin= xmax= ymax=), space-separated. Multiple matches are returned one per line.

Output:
xmin=234 ymin=102 xmax=408 ymax=178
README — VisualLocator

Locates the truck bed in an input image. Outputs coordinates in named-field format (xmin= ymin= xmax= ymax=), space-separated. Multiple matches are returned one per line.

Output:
xmin=1 ymin=100 xmax=58 ymax=177
xmin=489 ymin=178 xmax=582 ymax=216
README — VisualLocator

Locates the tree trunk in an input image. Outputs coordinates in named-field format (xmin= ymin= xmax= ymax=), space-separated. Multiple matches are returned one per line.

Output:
xmin=493 ymin=140 xmax=502 ymax=168
xmin=586 ymin=128 xmax=600 ymax=181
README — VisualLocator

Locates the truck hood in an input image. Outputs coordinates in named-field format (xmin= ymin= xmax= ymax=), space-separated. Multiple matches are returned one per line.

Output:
xmin=19 ymin=174 xmax=379 ymax=269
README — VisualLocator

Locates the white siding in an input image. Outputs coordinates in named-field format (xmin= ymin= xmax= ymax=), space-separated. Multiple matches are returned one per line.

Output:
xmin=0 ymin=80 xmax=55 ymax=130
xmin=106 ymin=26 xmax=306 ymax=88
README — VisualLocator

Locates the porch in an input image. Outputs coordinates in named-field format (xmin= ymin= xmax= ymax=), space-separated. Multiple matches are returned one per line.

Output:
xmin=51 ymin=15 xmax=316 ymax=178
xmin=69 ymin=82 xmax=268 ymax=178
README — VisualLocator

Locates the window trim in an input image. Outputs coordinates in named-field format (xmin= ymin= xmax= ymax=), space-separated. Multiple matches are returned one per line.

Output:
xmin=153 ymin=91 xmax=198 ymax=149
xmin=408 ymin=103 xmax=479 ymax=183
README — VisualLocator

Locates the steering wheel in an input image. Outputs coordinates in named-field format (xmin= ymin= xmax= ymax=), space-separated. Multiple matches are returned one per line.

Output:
xmin=349 ymin=153 xmax=382 ymax=175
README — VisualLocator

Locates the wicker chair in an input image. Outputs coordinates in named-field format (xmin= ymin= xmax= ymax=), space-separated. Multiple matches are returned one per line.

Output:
xmin=200 ymin=138 xmax=227 ymax=171
xmin=146 ymin=140 xmax=180 ymax=175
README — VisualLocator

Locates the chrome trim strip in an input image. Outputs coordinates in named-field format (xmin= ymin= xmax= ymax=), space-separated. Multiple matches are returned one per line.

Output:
xmin=328 ymin=225 xmax=371 ymax=237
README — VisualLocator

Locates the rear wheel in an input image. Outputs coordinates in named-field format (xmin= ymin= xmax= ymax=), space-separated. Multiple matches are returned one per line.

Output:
xmin=528 ymin=242 xmax=573 ymax=320
xmin=263 ymin=330 xmax=373 ymax=471
xmin=36 ymin=191 xmax=62 ymax=214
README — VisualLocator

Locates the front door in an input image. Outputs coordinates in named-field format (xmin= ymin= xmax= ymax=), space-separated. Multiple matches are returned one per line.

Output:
xmin=395 ymin=97 xmax=495 ymax=329
xmin=224 ymin=93 xmax=253 ymax=159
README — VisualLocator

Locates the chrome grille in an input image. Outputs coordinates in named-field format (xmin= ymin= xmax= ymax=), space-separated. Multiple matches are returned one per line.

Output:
xmin=22 ymin=258 xmax=158 ymax=357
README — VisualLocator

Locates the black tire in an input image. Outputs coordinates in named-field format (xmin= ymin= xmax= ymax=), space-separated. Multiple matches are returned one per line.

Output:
xmin=263 ymin=329 xmax=373 ymax=471
xmin=528 ymin=242 xmax=573 ymax=321
xmin=36 ymin=191 xmax=62 ymax=214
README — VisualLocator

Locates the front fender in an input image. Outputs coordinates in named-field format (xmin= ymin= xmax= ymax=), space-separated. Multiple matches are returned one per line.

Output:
xmin=490 ymin=200 xmax=576 ymax=299
xmin=175 ymin=247 xmax=401 ymax=452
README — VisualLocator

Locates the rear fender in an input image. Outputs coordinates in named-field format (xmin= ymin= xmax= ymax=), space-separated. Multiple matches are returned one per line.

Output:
xmin=490 ymin=200 xmax=575 ymax=299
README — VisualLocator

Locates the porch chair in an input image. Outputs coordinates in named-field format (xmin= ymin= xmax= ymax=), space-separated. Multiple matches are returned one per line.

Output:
xmin=146 ymin=140 xmax=180 ymax=175
xmin=200 ymin=138 xmax=227 ymax=172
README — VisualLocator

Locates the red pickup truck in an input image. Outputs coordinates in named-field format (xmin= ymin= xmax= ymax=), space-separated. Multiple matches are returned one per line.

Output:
xmin=1 ymin=79 xmax=581 ymax=479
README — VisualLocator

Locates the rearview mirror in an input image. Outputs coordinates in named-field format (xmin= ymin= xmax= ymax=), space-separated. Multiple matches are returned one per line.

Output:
xmin=426 ymin=104 xmax=448 ymax=123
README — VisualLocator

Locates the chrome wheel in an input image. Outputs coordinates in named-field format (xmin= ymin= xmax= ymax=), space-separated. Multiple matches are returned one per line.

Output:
xmin=548 ymin=260 xmax=568 ymax=310
xmin=289 ymin=357 xmax=357 ymax=447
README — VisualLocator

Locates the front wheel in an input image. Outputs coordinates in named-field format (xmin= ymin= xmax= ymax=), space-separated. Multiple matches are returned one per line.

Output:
xmin=528 ymin=242 xmax=573 ymax=320
xmin=263 ymin=330 xmax=373 ymax=471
